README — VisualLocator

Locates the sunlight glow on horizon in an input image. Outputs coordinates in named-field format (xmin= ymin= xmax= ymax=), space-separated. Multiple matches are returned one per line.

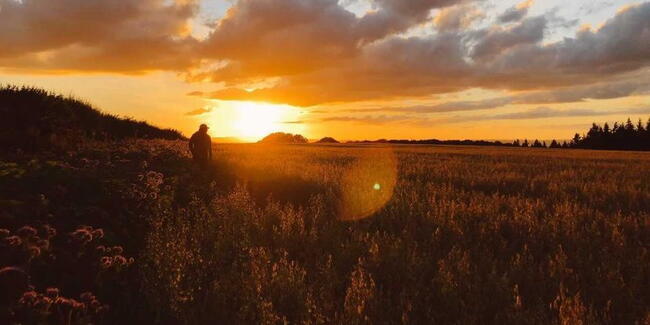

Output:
xmin=201 ymin=100 xmax=307 ymax=142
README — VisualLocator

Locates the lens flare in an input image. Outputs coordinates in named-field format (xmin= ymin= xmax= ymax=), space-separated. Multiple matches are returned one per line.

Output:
xmin=338 ymin=148 xmax=397 ymax=221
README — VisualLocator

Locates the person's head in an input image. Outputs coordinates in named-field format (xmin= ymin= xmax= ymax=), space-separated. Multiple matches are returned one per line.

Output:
xmin=199 ymin=124 xmax=209 ymax=133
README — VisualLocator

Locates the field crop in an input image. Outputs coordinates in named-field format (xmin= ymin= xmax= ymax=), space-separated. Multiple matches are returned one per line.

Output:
xmin=144 ymin=144 xmax=649 ymax=324
xmin=2 ymin=142 xmax=648 ymax=324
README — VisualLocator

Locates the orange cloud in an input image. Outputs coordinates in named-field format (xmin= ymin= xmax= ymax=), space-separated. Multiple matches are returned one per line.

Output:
xmin=192 ymin=0 xmax=467 ymax=85
xmin=434 ymin=4 xmax=485 ymax=31
xmin=1 ymin=0 xmax=650 ymax=114
xmin=206 ymin=33 xmax=471 ymax=106
xmin=0 ymin=0 xmax=199 ymax=73
xmin=185 ymin=106 xmax=213 ymax=116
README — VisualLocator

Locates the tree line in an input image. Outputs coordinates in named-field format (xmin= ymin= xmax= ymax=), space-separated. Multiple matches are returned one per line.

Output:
xmin=512 ymin=117 xmax=650 ymax=151
xmin=345 ymin=117 xmax=650 ymax=151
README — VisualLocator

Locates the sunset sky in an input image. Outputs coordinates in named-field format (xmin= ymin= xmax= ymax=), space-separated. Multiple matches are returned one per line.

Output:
xmin=1 ymin=0 xmax=649 ymax=141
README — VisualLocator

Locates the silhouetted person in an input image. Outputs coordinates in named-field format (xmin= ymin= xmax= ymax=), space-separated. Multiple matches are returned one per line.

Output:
xmin=189 ymin=124 xmax=212 ymax=166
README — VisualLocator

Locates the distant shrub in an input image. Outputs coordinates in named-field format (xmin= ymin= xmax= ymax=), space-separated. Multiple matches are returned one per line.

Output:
xmin=315 ymin=137 xmax=340 ymax=144
xmin=259 ymin=132 xmax=308 ymax=144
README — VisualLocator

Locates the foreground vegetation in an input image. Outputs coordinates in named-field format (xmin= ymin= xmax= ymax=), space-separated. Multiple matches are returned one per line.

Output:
xmin=1 ymin=139 xmax=648 ymax=324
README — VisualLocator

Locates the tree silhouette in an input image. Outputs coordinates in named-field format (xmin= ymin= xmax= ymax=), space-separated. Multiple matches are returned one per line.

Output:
xmin=316 ymin=137 xmax=340 ymax=144
xmin=549 ymin=140 xmax=560 ymax=148
xmin=571 ymin=133 xmax=582 ymax=147
xmin=636 ymin=119 xmax=645 ymax=133
xmin=259 ymin=132 xmax=309 ymax=144
xmin=568 ymin=117 xmax=650 ymax=150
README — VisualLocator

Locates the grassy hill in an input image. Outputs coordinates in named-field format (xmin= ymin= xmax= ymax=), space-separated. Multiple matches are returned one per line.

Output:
xmin=0 ymin=85 xmax=184 ymax=153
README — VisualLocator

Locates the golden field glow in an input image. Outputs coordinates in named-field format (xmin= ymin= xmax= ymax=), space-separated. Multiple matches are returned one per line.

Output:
xmin=338 ymin=149 xmax=397 ymax=221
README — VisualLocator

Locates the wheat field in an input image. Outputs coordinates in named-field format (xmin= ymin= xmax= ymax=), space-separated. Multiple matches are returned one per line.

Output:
xmin=2 ymin=140 xmax=648 ymax=324
xmin=137 ymin=143 xmax=650 ymax=324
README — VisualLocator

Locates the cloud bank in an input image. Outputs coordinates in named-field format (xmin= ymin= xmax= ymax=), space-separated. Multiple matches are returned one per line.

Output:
xmin=1 ymin=0 xmax=649 ymax=114
xmin=0 ymin=0 xmax=200 ymax=72
xmin=203 ymin=1 xmax=650 ymax=106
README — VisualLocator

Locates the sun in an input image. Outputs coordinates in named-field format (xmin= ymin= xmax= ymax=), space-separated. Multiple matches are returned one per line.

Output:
xmin=233 ymin=102 xmax=281 ymax=139
xmin=209 ymin=100 xmax=304 ymax=141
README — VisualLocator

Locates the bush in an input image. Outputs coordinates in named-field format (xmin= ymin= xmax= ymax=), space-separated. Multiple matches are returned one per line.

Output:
xmin=259 ymin=132 xmax=308 ymax=144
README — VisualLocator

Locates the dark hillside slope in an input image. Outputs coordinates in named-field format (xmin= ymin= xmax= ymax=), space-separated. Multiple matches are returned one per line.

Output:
xmin=0 ymin=86 xmax=184 ymax=152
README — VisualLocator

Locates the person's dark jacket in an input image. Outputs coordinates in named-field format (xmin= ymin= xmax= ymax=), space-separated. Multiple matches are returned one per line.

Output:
xmin=189 ymin=131 xmax=212 ymax=162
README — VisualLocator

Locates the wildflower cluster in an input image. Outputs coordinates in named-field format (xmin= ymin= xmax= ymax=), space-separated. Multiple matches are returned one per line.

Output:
xmin=67 ymin=225 xmax=134 ymax=271
xmin=0 ymin=225 xmax=55 ymax=266
xmin=1 ymin=138 xmax=186 ymax=322
xmin=125 ymin=169 xmax=167 ymax=208
xmin=13 ymin=288 xmax=108 ymax=325
xmin=96 ymin=245 xmax=134 ymax=271
xmin=69 ymin=225 xmax=103 ymax=246
xmin=0 ymin=224 xmax=133 ymax=324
